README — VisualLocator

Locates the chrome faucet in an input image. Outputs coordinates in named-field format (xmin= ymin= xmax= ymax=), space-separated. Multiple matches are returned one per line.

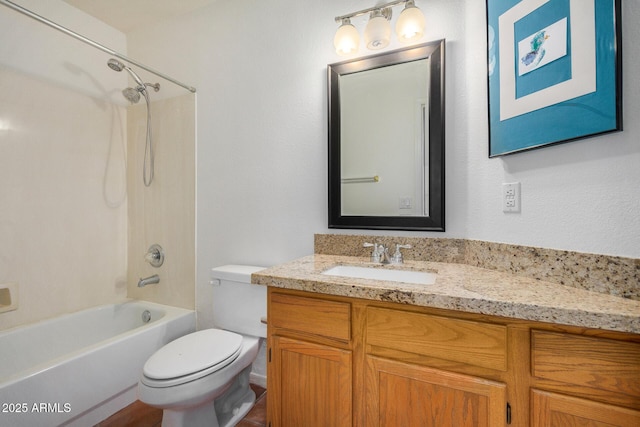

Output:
xmin=391 ymin=244 xmax=412 ymax=264
xmin=364 ymin=243 xmax=381 ymax=262
xmin=138 ymin=274 xmax=160 ymax=287
xmin=364 ymin=243 xmax=392 ymax=264
xmin=380 ymin=245 xmax=392 ymax=264
xmin=365 ymin=242 xmax=412 ymax=264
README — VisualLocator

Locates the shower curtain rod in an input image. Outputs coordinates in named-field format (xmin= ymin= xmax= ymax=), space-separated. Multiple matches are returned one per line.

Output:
xmin=0 ymin=0 xmax=197 ymax=93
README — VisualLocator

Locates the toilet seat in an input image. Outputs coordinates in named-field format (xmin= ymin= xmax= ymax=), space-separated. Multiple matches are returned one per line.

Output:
xmin=141 ymin=329 xmax=243 ymax=388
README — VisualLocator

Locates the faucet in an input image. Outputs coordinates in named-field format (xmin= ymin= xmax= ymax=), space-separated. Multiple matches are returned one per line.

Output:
xmin=364 ymin=243 xmax=411 ymax=264
xmin=380 ymin=245 xmax=392 ymax=264
xmin=390 ymin=244 xmax=412 ymax=264
xmin=364 ymin=243 xmax=392 ymax=264
xmin=364 ymin=243 xmax=380 ymax=262
xmin=138 ymin=274 xmax=160 ymax=287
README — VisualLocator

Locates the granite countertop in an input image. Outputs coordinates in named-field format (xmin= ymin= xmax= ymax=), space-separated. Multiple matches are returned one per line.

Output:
xmin=252 ymin=254 xmax=640 ymax=334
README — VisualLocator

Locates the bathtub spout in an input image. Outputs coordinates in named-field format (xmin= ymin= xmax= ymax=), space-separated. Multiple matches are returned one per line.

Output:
xmin=138 ymin=274 xmax=160 ymax=287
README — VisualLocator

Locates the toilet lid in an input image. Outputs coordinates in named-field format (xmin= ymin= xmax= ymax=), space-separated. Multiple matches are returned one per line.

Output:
xmin=143 ymin=329 xmax=243 ymax=381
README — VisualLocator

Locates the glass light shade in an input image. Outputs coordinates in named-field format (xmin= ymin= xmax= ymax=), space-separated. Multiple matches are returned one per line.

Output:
xmin=334 ymin=21 xmax=360 ymax=56
xmin=364 ymin=15 xmax=391 ymax=50
xmin=395 ymin=5 xmax=426 ymax=42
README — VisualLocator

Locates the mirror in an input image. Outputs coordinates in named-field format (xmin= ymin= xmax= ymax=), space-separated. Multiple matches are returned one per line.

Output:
xmin=328 ymin=40 xmax=445 ymax=231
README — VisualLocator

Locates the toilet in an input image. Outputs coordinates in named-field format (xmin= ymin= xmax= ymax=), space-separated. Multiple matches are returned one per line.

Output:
xmin=138 ymin=265 xmax=267 ymax=427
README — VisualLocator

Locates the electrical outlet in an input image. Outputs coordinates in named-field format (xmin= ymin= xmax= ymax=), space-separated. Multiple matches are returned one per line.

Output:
xmin=503 ymin=182 xmax=521 ymax=213
xmin=399 ymin=197 xmax=413 ymax=209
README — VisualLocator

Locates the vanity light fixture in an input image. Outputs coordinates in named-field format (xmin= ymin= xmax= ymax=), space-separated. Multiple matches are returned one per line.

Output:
xmin=396 ymin=0 xmax=426 ymax=42
xmin=334 ymin=18 xmax=360 ymax=55
xmin=334 ymin=0 xmax=426 ymax=55
xmin=365 ymin=8 xmax=392 ymax=50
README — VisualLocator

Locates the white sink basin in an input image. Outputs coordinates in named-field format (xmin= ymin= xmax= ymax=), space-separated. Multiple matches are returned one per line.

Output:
xmin=322 ymin=265 xmax=436 ymax=285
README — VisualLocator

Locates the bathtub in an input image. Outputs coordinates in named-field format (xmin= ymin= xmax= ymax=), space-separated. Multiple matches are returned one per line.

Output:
xmin=0 ymin=300 xmax=195 ymax=427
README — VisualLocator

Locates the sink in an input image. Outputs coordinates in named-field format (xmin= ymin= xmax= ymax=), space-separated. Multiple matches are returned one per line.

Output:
xmin=322 ymin=265 xmax=436 ymax=285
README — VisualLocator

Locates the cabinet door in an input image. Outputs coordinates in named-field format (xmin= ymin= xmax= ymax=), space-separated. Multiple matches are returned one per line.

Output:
xmin=531 ymin=330 xmax=640 ymax=410
xmin=532 ymin=389 xmax=640 ymax=427
xmin=269 ymin=336 xmax=352 ymax=427
xmin=366 ymin=356 xmax=507 ymax=427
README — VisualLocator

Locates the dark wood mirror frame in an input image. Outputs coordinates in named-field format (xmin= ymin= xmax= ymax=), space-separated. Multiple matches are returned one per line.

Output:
xmin=328 ymin=39 xmax=445 ymax=231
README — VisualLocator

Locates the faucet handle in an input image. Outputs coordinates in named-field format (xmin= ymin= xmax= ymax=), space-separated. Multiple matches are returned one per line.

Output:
xmin=145 ymin=244 xmax=164 ymax=268
xmin=391 ymin=244 xmax=412 ymax=264
xmin=364 ymin=242 xmax=382 ymax=263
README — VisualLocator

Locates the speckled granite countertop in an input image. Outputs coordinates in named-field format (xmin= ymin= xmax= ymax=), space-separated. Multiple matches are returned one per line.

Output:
xmin=253 ymin=254 xmax=640 ymax=334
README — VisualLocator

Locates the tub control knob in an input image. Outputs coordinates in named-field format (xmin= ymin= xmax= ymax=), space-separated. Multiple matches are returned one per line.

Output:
xmin=145 ymin=244 xmax=165 ymax=268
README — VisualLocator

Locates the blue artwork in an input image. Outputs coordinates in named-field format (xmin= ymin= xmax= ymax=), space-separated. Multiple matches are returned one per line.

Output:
xmin=486 ymin=0 xmax=621 ymax=156
xmin=520 ymin=31 xmax=548 ymax=67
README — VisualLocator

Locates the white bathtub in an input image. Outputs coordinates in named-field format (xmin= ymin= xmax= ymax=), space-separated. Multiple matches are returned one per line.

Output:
xmin=0 ymin=300 xmax=195 ymax=427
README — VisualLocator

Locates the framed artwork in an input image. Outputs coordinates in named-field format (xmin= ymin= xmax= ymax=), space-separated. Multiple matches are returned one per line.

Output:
xmin=486 ymin=0 xmax=622 ymax=157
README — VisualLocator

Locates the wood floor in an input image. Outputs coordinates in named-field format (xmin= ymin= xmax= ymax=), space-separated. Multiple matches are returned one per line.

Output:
xmin=96 ymin=384 xmax=267 ymax=427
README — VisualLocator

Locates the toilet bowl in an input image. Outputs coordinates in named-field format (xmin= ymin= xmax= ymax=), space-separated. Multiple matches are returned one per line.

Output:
xmin=138 ymin=265 xmax=266 ymax=427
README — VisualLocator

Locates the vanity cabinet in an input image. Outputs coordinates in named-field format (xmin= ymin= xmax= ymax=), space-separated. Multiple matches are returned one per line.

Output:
xmin=365 ymin=357 xmax=506 ymax=426
xmin=267 ymin=288 xmax=640 ymax=427
xmin=268 ymin=292 xmax=353 ymax=427
xmin=530 ymin=330 xmax=640 ymax=426
xmin=364 ymin=307 xmax=508 ymax=426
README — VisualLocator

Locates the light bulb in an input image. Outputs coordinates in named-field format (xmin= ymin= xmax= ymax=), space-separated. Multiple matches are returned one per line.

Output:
xmin=364 ymin=10 xmax=391 ymax=50
xmin=334 ymin=19 xmax=360 ymax=56
xmin=396 ymin=1 xmax=426 ymax=42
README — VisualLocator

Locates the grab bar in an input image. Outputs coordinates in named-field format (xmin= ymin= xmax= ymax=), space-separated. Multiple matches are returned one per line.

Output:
xmin=341 ymin=175 xmax=379 ymax=184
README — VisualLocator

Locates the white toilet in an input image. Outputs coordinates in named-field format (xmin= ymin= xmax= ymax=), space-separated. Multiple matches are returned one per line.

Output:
xmin=138 ymin=265 xmax=267 ymax=427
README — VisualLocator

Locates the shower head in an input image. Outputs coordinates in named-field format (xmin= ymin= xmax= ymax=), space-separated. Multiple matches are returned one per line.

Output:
xmin=108 ymin=58 xmax=157 ymax=187
xmin=122 ymin=87 xmax=141 ymax=103
xmin=107 ymin=58 xmax=125 ymax=72
xmin=107 ymin=58 xmax=145 ymax=87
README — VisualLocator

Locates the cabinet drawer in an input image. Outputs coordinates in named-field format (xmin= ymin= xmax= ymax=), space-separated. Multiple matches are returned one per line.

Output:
xmin=531 ymin=330 xmax=640 ymax=398
xmin=366 ymin=307 xmax=508 ymax=371
xmin=270 ymin=293 xmax=351 ymax=341
xmin=531 ymin=389 xmax=640 ymax=427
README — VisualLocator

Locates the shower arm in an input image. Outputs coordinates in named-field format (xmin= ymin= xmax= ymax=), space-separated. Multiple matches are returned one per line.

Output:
xmin=0 ymin=0 xmax=196 ymax=93
xmin=142 ymin=83 xmax=161 ymax=92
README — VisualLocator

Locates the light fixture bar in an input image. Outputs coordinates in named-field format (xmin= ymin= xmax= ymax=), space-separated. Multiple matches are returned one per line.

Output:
xmin=333 ymin=0 xmax=425 ymax=55
xmin=334 ymin=0 xmax=408 ymax=23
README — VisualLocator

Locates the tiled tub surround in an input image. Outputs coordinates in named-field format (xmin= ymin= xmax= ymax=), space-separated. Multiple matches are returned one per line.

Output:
xmin=252 ymin=235 xmax=640 ymax=334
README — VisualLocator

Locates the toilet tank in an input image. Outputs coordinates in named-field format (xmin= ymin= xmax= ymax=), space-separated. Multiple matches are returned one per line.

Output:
xmin=210 ymin=265 xmax=267 ymax=338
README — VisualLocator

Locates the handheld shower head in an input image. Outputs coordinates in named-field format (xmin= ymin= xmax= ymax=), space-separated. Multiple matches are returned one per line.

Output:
xmin=122 ymin=87 xmax=141 ymax=103
xmin=107 ymin=58 xmax=158 ymax=187
xmin=107 ymin=58 xmax=145 ymax=87
xmin=107 ymin=58 xmax=124 ymax=72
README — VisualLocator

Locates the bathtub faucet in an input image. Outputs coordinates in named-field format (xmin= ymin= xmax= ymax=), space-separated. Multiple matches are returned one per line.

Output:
xmin=138 ymin=274 xmax=160 ymax=288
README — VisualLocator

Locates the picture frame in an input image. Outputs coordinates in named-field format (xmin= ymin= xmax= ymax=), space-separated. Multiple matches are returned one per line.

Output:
xmin=486 ymin=0 xmax=622 ymax=157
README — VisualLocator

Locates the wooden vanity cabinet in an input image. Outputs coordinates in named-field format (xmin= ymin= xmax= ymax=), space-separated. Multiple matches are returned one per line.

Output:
xmin=267 ymin=291 xmax=354 ymax=427
xmin=267 ymin=288 xmax=640 ymax=427
xmin=365 ymin=356 xmax=507 ymax=426
xmin=530 ymin=329 xmax=640 ymax=426
xmin=365 ymin=306 xmax=510 ymax=426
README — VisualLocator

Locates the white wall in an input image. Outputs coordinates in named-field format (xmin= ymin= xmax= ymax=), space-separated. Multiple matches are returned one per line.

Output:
xmin=125 ymin=0 xmax=640 ymax=325
xmin=463 ymin=0 xmax=640 ymax=259
xmin=0 ymin=0 xmax=127 ymax=103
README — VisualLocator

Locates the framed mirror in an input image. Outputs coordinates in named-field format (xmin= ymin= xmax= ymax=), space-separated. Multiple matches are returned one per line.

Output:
xmin=328 ymin=39 xmax=445 ymax=231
